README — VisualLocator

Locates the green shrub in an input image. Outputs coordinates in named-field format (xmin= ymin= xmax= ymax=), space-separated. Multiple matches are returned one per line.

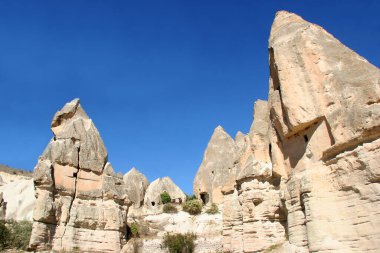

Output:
xmin=0 ymin=221 xmax=10 ymax=250
xmin=8 ymin=220 xmax=33 ymax=250
xmin=162 ymin=233 xmax=197 ymax=253
xmin=130 ymin=222 xmax=139 ymax=237
xmin=185 ymin=194 xmax=197 ymax=201
xmin=206 ymin=203 xmax=219 ymax=214
xmin=163 ymin=203 xmax=178 ymax=213
xmin=182 ymin=199 xmax=202 ymax=215
xmin=160 ymin=191 xmax=172 ymax=204
xmin=0 ymin=220 xmax=32 ymax=250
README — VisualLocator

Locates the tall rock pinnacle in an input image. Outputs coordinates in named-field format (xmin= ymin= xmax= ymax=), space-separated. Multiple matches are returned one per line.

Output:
xmin=29 ymin=99 xmax=130 ymax=252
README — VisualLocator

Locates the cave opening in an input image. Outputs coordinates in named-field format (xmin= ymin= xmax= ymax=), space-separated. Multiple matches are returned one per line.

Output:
xmin=200 ymin=192 xmax=209 ymax=205
xmin=151 ymin=201 xmax=155 ymax=206
xmin=125 ymin=225 xmax=132 ymax=241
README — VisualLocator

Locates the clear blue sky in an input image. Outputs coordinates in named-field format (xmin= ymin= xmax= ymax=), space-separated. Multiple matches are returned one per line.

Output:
xmin=0 ymin=1 xmax=379 ymax=194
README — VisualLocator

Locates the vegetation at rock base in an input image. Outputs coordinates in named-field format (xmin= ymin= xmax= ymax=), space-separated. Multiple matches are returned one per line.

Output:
xmin=206 ymin=203 xmax=219 ymax=214
xmin=163 ymin=203 xmax=178 ymax=213
xmin=130 ymin=222 xmax=139 ymax=237
xmin=162 ymin=232 xmax=197 ymax=253
xmin=160 ymin=191 xmax=172 ymax=204
xmin=182 ymin=199 xmax=202 ymax=215
xmin=0 ymin=220 xmax=32 ymax=250
xmin=185 ymin=194 xmax=197 ymax=201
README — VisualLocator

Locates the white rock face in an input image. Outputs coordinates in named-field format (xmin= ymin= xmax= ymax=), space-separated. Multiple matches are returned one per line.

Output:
xmin=123 ymin=211 xmax=223 ymax=253
xmin=0 ymin=178 xmax=34 ymax=221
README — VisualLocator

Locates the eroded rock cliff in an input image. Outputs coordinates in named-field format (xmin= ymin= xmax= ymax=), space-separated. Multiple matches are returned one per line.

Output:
xmin=29 ymin=99 xmax=130 ymax=253
xmin=194 ymin=10 xmax=379 ymax=253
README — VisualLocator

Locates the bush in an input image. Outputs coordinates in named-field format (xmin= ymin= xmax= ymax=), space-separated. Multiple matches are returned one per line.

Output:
xmin=0 ymin=220 xmax=32 ymax=250
xmin=130 ymin=222 xmax=139 ymax=237
xmin=206 ymin=203 xmax=219 ymax=214
xmin=162 ymin=233 xmax=197 ymax=253
xmin=163 ymin=203 xmax=178 ymax=213
xmin=185 ymin=194 xmax=197 ymax=201
xmin=182 ymin=199 xmax=202 ymax=215
xmin=0 ymin=221 xmax=10 ymax=250
xmin=160 ymin=191 xmax=172 ymax=204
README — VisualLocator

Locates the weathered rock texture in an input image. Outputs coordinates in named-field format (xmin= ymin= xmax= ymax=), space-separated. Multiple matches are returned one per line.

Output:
xmin=195 ymin=10 xmax=380 ymax=253
xmin=194 ymin=126 xmax=239 ymax=204
xmin=268 ymin=11 xmax=380 ymax=253
xmin=0 ymin=177 xmax=34 ymax=221
xmin=29 ymin=99 xmax=130 ymax=253
xmin=0 ymin=166 xmax=35 ymax=221
xmin=123 ymin=167 xmax=149 ymax=209
xmin=143 ymin=177 xmax=186 ymax=212
xmin=123 ymin=211 xmax=223 ymax=253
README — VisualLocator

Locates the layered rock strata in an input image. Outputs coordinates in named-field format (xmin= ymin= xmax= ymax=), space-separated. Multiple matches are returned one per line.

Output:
xmin=267 ymin=11 xmax=380 ymax=252
xmin=29 ymin=99 xmax=130 ymax=253
xmin=195 ymin=10 xmax=380 ymax=253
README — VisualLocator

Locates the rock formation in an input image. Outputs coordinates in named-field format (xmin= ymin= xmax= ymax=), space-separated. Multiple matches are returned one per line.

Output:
xmin=143 ymin=177 xmax=186 ymax=211
xmin=0 ymin=192 xmax=6 ymax=220
xmin=193 ymin=126 xmax=239 ymax=204
xmin=267 ymin=11 xmax=380 ymax=252
xmin=0 ymin=178 xmax=34 ymax=221
xmin=29 ymin=99 xmax=130 ymax=253
xmin=194 ymin=10 xmax=380 ymax=253
xmin=20 ymin=9 xmax=380 ymax=253
xmin=0 ymin=165 xmax=35 ymax=221
xmin=123 ymin=167 xmax=149 ymax=209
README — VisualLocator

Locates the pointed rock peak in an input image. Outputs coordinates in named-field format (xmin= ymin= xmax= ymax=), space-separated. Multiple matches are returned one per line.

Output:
xmin=51 ymin=98 xmax=80 ymax=128
xmin=211 ymin=125 xmax=233 ymax=140
xmin=274 ymin=10 xmax=304 ymax=24
xmin=235 ymin=131 xmax=246 ymax=144
xmin=124 ymin=167 xmax=148 ymax=180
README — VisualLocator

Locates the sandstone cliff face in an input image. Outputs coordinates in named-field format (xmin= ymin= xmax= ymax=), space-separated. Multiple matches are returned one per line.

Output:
xmin=194 ymin=126 xmax=239 ymax=204
xmin=123 ymin=167 xmax=149 ymax=209
xmin=268 ymin=11 xmax=380 ymax=252
xmin=222 ymin=100 xmax=289 ymax=253
xmin=29 ymin=99 xmax=130 ymax=253
xmin=220 ymin=10 xmax=380 ymax=253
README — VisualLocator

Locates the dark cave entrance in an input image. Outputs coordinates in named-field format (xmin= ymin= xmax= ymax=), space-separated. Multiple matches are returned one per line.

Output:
xmin=200 ymin=192 xmax=209 ymax=205
xmin=151 ymin=201 xmax=155 ymax=206
xmin=125 ymin=225 xmax=132 ymax=241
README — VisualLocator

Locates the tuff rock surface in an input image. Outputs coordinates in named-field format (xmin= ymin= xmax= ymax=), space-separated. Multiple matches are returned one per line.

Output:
xmin=194 ymin=10 xmax=380 ymax=253
xmin=143 ymin=177 xmax=186 ymax=212
xmin=194 ymin=126 xmax=239 ymax=204
xmin=123 ymin=167 xmax=149 ymax=209
xmin=0 ymin=166 xmax=34 ymax=221
xmin=29 ymin=99 xmax=130 ymax=253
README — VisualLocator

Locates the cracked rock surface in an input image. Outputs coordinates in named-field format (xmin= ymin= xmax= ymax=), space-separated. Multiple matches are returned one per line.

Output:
xmin=29 ymin=98 xmax=130 ymax=253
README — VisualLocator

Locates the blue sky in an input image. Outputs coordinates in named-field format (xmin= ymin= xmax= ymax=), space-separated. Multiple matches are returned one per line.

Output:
xmin=0 ymin=1 xmax=379 ymax=194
